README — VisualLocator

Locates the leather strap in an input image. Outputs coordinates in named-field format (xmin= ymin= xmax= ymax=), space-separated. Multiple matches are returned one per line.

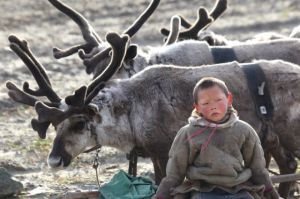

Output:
xmin=241 ymin=63 xmax=274 ymax=120
xmin=211 ymin=47 xmax=237 ymax=64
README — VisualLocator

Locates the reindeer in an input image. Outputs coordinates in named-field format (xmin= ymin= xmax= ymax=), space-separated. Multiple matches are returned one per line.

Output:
xmin=7 ymin=32 xmax=300 ymax=198
xmin=161 ymin=2 xmax=300 ymax=46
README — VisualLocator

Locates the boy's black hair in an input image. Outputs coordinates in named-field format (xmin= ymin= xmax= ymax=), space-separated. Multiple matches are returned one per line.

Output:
xmin=193 ymin=77 xmax=229 ymax=104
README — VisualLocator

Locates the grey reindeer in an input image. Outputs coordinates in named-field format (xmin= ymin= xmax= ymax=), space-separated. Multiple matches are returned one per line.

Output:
xmin=161 ymin=2 xmax=300 ymax=46
xmin=7 ymin=33 xmax=300 ymax=198
xmin=48 ymin=0 xmax=300 ymax=85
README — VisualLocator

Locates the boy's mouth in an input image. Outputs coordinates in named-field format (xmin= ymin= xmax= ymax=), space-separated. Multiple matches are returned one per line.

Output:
xmin=211 ymin=112 xmax=221 ymax=118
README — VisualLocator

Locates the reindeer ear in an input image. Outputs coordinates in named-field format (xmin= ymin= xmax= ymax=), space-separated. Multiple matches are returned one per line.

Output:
xmin=84 ymin=104 xmax=101 ymax=122
xmin=31 ymin=119 xmax=50 ymax=139
xmin=125 ymin=44 xmax=138 ymax=60
xmin=202 ymin=35 xmax=215 ymax=46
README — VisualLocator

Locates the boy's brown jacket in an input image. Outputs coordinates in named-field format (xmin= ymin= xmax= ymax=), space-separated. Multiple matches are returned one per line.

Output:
xmin=155 ymin=112 xmax=275 ymax=199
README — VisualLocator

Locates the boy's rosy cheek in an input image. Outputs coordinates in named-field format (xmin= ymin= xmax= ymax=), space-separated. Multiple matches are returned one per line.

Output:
xmin=218 ymin=102 xmax=228 ymax=112
xmin=200 ymin=107 xmax=210 ymax=115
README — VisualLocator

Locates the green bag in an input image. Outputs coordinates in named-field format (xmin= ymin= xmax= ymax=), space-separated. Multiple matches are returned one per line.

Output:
xmin=99 ymin=170 xmax=157 ymax=199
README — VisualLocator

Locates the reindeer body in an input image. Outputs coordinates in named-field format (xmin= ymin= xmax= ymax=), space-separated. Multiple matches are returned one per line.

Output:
xmin=109 ymin=38 xmax=300 ymax=79
xmin=48 ymin=60 xmax=300 ymax=189
xmin=197 ymin=30 xmax=300 ymax=46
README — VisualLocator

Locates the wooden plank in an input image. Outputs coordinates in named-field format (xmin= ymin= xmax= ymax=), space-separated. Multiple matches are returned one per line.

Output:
xmin=271 ymin=173 xmax=300 ymax=183
xmin=64 ymin=191 xmax=100 ymax=199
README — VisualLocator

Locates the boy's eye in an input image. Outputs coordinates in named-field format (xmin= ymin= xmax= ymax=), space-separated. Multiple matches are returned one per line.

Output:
xmin=201 ymin=103 xmax=209 ymax=106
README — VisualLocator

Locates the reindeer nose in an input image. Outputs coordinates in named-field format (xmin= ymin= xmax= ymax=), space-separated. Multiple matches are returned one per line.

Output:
xmin=48 ymin=155 xmax=63 ymax=168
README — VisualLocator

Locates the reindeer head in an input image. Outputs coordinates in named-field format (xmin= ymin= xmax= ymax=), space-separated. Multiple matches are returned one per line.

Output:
xmin=48 ymin=0 xmax=160 ymax=77
xmin=7 ymin=32 xmax=129 ymax=168
xmin=48 ymin=108 xmax=99 ymax=167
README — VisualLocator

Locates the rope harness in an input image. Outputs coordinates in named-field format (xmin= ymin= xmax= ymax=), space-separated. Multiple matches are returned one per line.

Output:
xmin=92 ymin=148 xmax=102 ymax=189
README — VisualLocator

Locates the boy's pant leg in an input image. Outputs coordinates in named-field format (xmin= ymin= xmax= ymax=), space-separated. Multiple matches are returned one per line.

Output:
xmin=172 ymin=193 xmax=190 ymax=199
xmin=190 ymin=190 xmax=254 ymax=199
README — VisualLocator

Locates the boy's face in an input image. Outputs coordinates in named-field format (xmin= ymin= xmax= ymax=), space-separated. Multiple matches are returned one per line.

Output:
xmin=194 ymin=85 xmax=232 ymax=122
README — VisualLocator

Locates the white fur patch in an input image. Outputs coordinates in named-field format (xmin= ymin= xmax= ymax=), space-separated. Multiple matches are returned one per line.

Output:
xmin=95 ymin=123 xmax=134 ymax=153
xmin=59 ymin=99 xmax=69 ymax=111
xmin=288 ymin=103 xmax=300 ymax=122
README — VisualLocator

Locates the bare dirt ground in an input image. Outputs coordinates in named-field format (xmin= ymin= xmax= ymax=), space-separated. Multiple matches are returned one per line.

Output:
xmin=0 ymin=0 xmax=300 ymax=198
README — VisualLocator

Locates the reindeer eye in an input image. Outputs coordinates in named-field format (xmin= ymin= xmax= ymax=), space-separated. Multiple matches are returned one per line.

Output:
xmin=70 ymin=121 xmax=86 ymax=131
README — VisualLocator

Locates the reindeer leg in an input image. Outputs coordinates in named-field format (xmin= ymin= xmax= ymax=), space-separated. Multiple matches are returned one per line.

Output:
xmin=264 ymin=151 xmax=272 ymax=168
xmin=151 ymin=157 xmax=168 ymax=185
xmin=270 ymin=143 xmax=297 ymax=198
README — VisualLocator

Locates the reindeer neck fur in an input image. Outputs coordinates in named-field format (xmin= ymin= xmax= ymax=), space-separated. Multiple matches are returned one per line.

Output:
xmin=117 ymin=52 xmax=149 ymax=79
xmin=91 ymin=83 xmax=135 ymax=153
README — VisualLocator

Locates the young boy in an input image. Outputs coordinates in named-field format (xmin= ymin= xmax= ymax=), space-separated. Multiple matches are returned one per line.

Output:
xmin=155 ymin=77 xmax=279 ymax=199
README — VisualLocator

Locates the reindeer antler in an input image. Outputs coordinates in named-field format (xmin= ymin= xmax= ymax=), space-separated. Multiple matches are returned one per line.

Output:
xmin=6 ymin=35 xmax=64 ymax=138
xmin=161 ymin=8 xmax=212 ymax=40
xmin=8 ymin=36 xmax=61 ymax=102
xmin=164 ymin=16 xmax=180 ymax=46
xmin=48 ymin=0 xmax=102 ymax=59
xmin=49 ymin=0 xmax=159 ymax=64
xmin=161 ymin=0 xmax=227 ymax=40
xmin=7 ymin=33 xmax=129 ymax=139
xmin=209 ymin=0 xmax=227 ymax=22
xmin=122 ymin=0 xmax=160 ymax=38
xmin=86 ymin=33 xmax=129 ymax=95
xmin=34 ymin=32 xmax=129 ymax=127
xmin=81 ymin=0 xmax=160 ymax=75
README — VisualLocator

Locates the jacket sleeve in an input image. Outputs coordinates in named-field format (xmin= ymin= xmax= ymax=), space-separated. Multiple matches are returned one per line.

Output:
xmin=155 ymin=127 xmax=190 ymax=199
xmin=241 ymin=125 xmax=276 ymax=192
